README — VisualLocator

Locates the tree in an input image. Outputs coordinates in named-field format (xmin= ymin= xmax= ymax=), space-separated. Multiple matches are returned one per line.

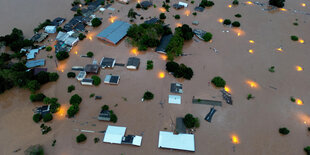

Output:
xmin=46 ymin=46 xmax=52 ymax=51
xmin=291 ymin=35 xmax=298 ymax=41
xmin=202 ymin=32 xmax=213 ymax=42
xmin=199 ymin=0 xmax=214 ymax=8
xmin=49 ymin=72 xmax=59 ymax=81
xmin=232 ymin=0 xmax=239 ymax=5
xmin=30 ymin=93 xmax=46 ymax=102
xmin=166 ymin=61 xmax=179 ymax=73
xmin=101 ymin=105 xmax=109 ymax=111
xmin=304 ymin=146 xmax=310 ymax=155
xmin=183 ymin=114 xmax=199 ymax=128
xmin=136 ymin=3 xmax=141 ymax=8
xmin=35 ymin=71 xmax=50 ymax=84
xmin=68 ymin=85 xmax=75 ymax=93
xmin=143 ymin=91 xmax=154 ymax=100
xmin=33 ymin=114 xmax=42 ymax=123
xmin=91 ymin=76 xmax=101 ymax=86
xmin=269 ymin=0 xmax=285 ymax=8
xmin=183 ymin=66 xmax=194 ymax=80
xmin=43 ymin=113 xmax=53 ymax=122
xmin=76 ymin=134 xmax=87 ymax=143
xmin=110 ymin=113 xmax=118 ymax=123
xmin=91 ymin=18 xmax=102 ymax=27
xmin=279 ymin=127 xmax=290 ymax=135
xmin=159 ymin=13 xmax=166 ymax=20
xmin=67 ymin=104 xmax=79 ymax=118
xmin=128 ymin=8 xmax=137 ymax=19
xmin=56 ymin=51 xmax=69 ymax=60
xmin=78 ymin=33 xmax=86 ymax=40
xmin=174 ymin=15 xmax=180 ymax=19
xmin=27 ymin=80 xmax=41 ymax=92
xmin=175 ymin=24 xmax=194 ymax=40
xmin=11 ymin=62 xmax=27 ymax=72
xmin=24 ymin=145 xmax=44 ymax=155
xmin=235 ymin=14 xmax=242 ymax=18
xmin=232 ymin=21 xmax=241 ymax=27
xmin=67 ymin=72 xmax=76 ymax=78
xmin=86 ymin=51 xmax=93 ymax=57
xmin=211 ymin=76 xmax=226 ymax=88
xmin=70 ymin=94 xmax=82 ymax=105
xmin=223 ymin=19 xmax=231 ymax=25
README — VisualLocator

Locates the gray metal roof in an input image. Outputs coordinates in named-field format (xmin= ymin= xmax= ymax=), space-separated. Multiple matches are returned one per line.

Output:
xmin=84 ymin=64 xmax=100 ymax=74
xmin=170 ymin=83 xmax=183 ymax=94
xmin=26 ymin=59 xmax=45 ymax=68
xmin=100 ymin=57 xmax=115 ymax=68
xmin=82 ymin=78 xmax=93 ymax=83
xmin=97 ymin=20 xmax=131 ymax=44
xmin=127 ymin=57 xmax=140 ymax=67
xmin=176 ymin=117 xmax=186 ymax=133
xmin=155 ymin=34 xmax=173 ymax=53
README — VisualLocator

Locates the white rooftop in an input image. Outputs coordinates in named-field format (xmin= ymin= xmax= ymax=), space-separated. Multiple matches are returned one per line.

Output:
xmin=158 ymin=131 xmax=195 ymax=152
xmin=179 ymin=2 xmax=188 ymax=7
xmin=132 ymin=136 xmax=142 ymax=146
xmin=168 ymin=95 xmax=181 ymax=104
xmin=103 ymin=125 xmax=126 ymax=144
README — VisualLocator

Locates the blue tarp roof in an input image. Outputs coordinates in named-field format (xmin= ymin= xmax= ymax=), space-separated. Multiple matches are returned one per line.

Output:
xmin=97 ymin=20 xmax=131 ymax=44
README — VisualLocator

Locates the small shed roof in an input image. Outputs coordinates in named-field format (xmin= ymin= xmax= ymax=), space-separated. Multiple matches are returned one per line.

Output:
xmin=144 ymin=18 xmax=159 ymax=24
xmin=158 ymin=131 xmax=195 ymax=152
xmin=168 ymin=95 xmax=181 ymax=104
xmin=26 ymin=49 xmax=39 ymax=60
xmin=140 ymin=1 xmax=152 ymax=7
xmin=97 ymin=20 xmax=131 ymax=44
xmin=176 ymin=117 xmax=186 ymax=133
xmin=81 ymin=78 xmax=93 ymax=83
xmin=178 ymin=2 xmax=188 ymax=7
xmin=103 ymin=125 xmax=127 ymax=144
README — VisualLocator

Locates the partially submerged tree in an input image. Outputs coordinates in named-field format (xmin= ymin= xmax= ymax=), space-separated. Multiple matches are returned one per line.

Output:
xmin=143 ymin=91 xmax=154 ymax=100
xmin=183 ymin=113 xmax=200 ymax=128
xmin=211 ymin=76 xmax=226 ymax=88
xmin=279 ymin=127 xmax=290 ymax=135
xmin=91 ymin=18 xmax=102 ymax=27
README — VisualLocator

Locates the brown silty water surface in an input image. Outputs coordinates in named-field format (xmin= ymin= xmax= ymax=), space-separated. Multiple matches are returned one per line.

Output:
xmin=1 ymin=0 xmax=310 ymax=154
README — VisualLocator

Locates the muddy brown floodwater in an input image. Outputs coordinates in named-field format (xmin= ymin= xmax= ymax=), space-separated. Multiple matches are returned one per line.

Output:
xmin=1 ymin=0 xmax=310 ymax=154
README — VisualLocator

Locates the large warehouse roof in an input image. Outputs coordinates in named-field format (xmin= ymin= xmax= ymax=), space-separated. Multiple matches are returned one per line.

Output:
xmin=97 ymin=20 xmax=131 ymax=44
xmin=158 ymin=131 xmax=195 ymax=152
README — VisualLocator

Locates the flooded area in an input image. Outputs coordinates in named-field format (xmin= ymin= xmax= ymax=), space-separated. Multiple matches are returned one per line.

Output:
xmin=1 ymin=0 xmax=310 ymax=154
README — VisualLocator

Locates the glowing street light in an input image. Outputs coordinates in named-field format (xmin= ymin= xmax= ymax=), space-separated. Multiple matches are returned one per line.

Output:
xmin=276 ymin=47 xmax=283 ymax=52
xmin=296 ymin=66 xmax=303 ymax=71
xmin=158 ymin=71 xmax=165 ymax=79
xmin=159 ymin=7 xmax=166 ymax=13
xmin=249 ymin=40 xmax=255 ymax=44
xmin=218 ymin=18 xmax=224 ymax=23
xmin=299 ymin=39 xmax=305 ymax=44
xmin=224 ymin=86 xmax=231 ymax=93
xmin=231 ymin=134 xmax=240 ymax=144
xmin=248 ymin=49 xmax=254 ymax=54
xmin=246 ymin=1 xmax=253 ymax=5
xmin=109 ymin=16 xmax=117 ymax=23
xmin=228 ymin=5 xmax=232 ymax=8
xmin=301 ymin=3 xmax=306 ymax=7
xmin=246 ymin=80 xmax=258 ymax=88
xmin=130 ymin=48 xmax=139 ymax=56
xmin=280 ymin=8 xmax=287 ymax=11
xmin=160 ymin=55 xmax=167 ymax=60
xmin=296 ymin=98 xmax=303 ymax=105
xmin=185 ymin=10 xmax=190 ymax=16
xmin=176 ymin=23 xmax=182 ymax=27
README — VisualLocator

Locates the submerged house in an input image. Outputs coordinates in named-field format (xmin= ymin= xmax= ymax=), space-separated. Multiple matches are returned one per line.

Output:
xmin=84 ymin=64 xmax=100 ymax=74
xmin=51 ymin=17 xmax=66 ymax=26
xmin=155 ymin=34 xmax=173 ymax=54
xmin=44 ymin=26 xmax=57 ymax=33
xmin=158 ymin=131 xmax=195 ymax=152
xmin=170 ymin=83 xmax=183 ymax=94
xmin=103 ymin=125 xmax=142 ymax=146
xmin=98 ymin=110 xmax=111 ymax=121
xmin=76 ymin=71 xmax=86 ymax=81
xmin=96 ymin=20 xmax=131 ymax=45
xmin=168 ymin=95 xmax=181 ymax=104
xmin=140 ymin=1 xmax=152 ymax=8
xmin=35 ymin=105 xmax=50 ymax=115
xmin=26 ymin=49 xmax=39 ymax=60
xmin=104 ymin=75 xmax=120 ymax=85
xmin=173 ymin=3 xmax=185 ymax=9
xmin=81 ymin=78 xmax=93 ymax=85
xmin=100 ymin=57 xmax=116 ymax=69
xmin=31 ymin=33 xmax=48 ymax=42
xmin=26 ymin=59 xmax=45 ymax=68
xmin=144 ymin=18 xmax=159 ymax=24
xmin=126 ymin=57 xmax=140 ymax=70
